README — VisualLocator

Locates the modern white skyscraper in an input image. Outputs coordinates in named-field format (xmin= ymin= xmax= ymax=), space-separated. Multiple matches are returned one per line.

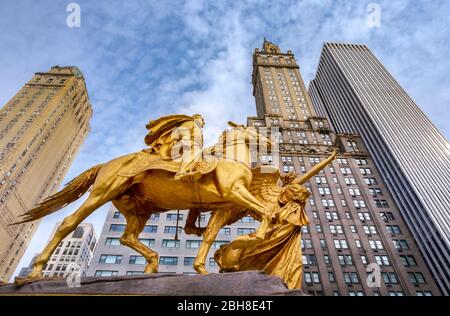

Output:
xmin=309 ymin=42 xmax=450 ymax=295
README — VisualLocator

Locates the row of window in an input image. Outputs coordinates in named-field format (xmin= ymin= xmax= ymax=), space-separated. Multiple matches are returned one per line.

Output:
xmin=98 ymin=255 xmax=220 ymax=266
xmin=301 ymin=237 xmax=409 ymax=252
xmin=305 ymin=270 xmax=426 ymax=286
xmin=108 ymin=224 xmax=254 ymax=236
xmin=112 ymin=212 xmax=256 ymax=224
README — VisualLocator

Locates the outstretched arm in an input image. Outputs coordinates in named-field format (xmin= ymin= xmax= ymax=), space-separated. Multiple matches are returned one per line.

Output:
xmin=293 ymin=149 xmax=337 ymax=185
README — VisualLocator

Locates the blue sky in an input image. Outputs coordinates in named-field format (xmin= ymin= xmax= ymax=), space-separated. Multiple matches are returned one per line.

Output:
xmin=1 ymin=0 xmax=449 ymax=279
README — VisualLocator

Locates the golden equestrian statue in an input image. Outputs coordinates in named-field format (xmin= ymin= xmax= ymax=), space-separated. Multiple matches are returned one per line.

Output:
xmin=12 ymin=113 xmax=337 ymax=290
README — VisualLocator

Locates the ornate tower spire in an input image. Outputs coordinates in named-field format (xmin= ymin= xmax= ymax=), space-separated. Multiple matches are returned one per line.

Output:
xmin=262 ymin=38 xmax=281 ymax=54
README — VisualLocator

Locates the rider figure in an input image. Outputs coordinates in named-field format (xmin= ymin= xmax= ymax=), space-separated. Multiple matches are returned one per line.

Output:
xmin=144 ymin=113 xmax=205 ymax=183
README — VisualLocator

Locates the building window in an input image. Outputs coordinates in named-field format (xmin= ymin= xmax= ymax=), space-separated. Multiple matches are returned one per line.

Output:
xmin=219 ymin=227 xmax=231 ymax=235
xmin=105 ymin=237 xmax=121 ymax=246
xmin=321 ymin=199 xmax=335 ymax=208
xmin=237 ymin=228 xmax=256 ymax=235
xmin=348 ymin=291 xmax=364 ymax=296
xmin=238 ymin=216 xmax=256 ymax=223
xmin=329 ymin=225 xmax=343 ymax=234
xmin=368 ymin=240 xmax=384 ymax=250
xmin=129 ymin=255 xmax=146 ymax=265
xmin=302 ymin=239 xmax=313 ymax=249
xmin=162 ymin=239 xmax=180 ymax=248
xmin=316 ymin=224 xmax=322 ymax=233
xmin=375 ymin=255 xmax=390 ymax=266
xmin=164 ymin=226 xmax=182 ymax=234
xmin=166 ymin=213 xmax=184 ymax=221
xmin=95 ymin=270 xmax=118 ymax=277
xmin=143 ymin=225 xmax=158 ymax=233
xmin=393 ymin=239 xmax=409 ymax=250
xmin=209 ymin=257 xmax=217 ymax=266
xmin=380 ymin=212 xmax=395 ymax=221
xmin=99 ymin=255 xmax=122 ymax=264
xmin=382 ymin=272 xmax=398 ymax=284
xmin=363 ymin=225 xmax=377 ymax=235
xmin=399 ymin=255 xmax=417 ymax=267
xmin=109 ymin=224 xmax=125 ymax=232
xmin=126 ymin=271 xmax=144 ymax=276
xmin=186 ymin=240 xmax=202 ymax=249
xmin=328 ymin=272 xmax=335 ymax=283
xmin=333 ymin=239 xmax=348 ymax=249
xmin=408 ymin=272 xmax=426 ymax=284
xmin=369 ymin=188 xmax=383 ymax=196
xmin=353 ymin=200 xmax=366 ymax=208
xmin=375 ymin=199 xmax=389 ymax=208
xmin=184 ymin=257 xmax=195 ymax=266
xmin=361 ymin=255 xmax=368 ymax=265
xmin=150 ymin=213 xmax=160 ymax=221
xmin=139 ymin=238 xmax=155 ymax=247
xmin=304 ymin=272 xmax=320 ymax=284
xmin=386 ymin=225 xmax=401 ymax=234
xmin=347 ymin=141 xmax=359 ymax=151
xmin=343 ymin=272 xmax=359 ymax=284
xmin=388 ymin=291 xmax=404 ymax=296
xmin=113 ymin=211 xmax=122 ymax=219
xmin=338 ymin=255 xmax=354 ymax=266
xmin=325 ymin=211 xmax=339 ymax=220
xmin=302 ymin=254 xmax=316 ymax=265
xmin=416 ymin=291 xmax=433 ymax=296
xmin=358 ymin=212 xmax=371 ymax=221
xmin=159 ymin=256 xmax=178 ymax=265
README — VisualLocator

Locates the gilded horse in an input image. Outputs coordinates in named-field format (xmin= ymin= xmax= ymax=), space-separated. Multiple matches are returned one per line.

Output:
xmin=14 ymin=123 xmax=277 ymax=284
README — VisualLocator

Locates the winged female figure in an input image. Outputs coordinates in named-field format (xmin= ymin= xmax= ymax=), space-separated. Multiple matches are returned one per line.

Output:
xmin=214 ymin=149 xmax=337 ymax=289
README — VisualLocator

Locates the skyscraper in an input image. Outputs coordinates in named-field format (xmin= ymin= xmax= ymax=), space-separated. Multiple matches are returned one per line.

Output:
xmin=309 ymin=42 xmax=450 ymax=295
xmin=0 ymin=66 xmax=92 ymax=281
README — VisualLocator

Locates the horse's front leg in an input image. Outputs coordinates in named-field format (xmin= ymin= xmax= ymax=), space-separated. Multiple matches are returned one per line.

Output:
xmin=193 ymin=210 xmax=230 ymax=274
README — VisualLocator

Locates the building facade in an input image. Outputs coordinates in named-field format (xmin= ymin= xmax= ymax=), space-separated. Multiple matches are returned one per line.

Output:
xmin=309 ymin=42 xmax=449 ymax=295
xmin=40 ymin=222 xmax=97 ymax=277
xmin=0 ymin=66 xmax=92 ymax=281
xmin=88 ymin=41 xmax=439 ymax=296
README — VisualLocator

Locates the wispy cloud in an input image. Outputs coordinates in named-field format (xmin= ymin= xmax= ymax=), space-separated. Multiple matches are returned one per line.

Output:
xmin=0 ymin=0 xmax=448 ymax=279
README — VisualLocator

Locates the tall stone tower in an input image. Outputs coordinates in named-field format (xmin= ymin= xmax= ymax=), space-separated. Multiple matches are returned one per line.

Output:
xmin=0 ymin=66 xmax=92 ymax=281
xmin=247 ymin=39 xmax=439 ymax=295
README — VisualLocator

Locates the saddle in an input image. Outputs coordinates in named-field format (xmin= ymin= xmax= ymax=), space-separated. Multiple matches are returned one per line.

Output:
xmin=117 ymin=149 xmax=218 ymax=178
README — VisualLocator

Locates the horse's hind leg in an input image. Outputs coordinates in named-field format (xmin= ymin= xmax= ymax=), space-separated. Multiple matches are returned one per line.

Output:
xmin=193 ymin=209 xmax=235 ymax=275
xmin=120 ymin=211 xmax=159 ymax=274
xmin=184 ymin=209 xmax=205 ymax=236
xmin=15 ymin=174 xmax=132 ymax=285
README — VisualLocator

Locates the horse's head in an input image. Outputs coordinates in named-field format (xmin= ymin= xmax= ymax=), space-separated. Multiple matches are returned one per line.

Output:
xmin=227 ymin=121 xmax=273 ymax=150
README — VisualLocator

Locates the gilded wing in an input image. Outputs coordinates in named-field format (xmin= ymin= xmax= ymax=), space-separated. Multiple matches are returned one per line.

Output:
xmin=249 ymin=166 xmax=282 ymax=205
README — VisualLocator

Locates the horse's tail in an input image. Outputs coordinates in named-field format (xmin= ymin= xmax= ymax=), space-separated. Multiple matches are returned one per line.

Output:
xmin=11 ymin=164 xmax=103 ymax=225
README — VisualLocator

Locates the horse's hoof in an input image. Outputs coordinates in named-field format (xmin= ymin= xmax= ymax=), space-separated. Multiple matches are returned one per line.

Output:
xmin=194 ymin=263 xmax=208 ymax=275
xmin=144 ymin=264 xmax=158 ymax=274
xmin=14 ymin=275 xmax=43 ymax=286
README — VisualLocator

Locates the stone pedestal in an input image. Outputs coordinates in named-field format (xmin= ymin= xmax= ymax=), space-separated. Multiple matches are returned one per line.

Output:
xmin=0 ymin=271 xmax=305 ymax=296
